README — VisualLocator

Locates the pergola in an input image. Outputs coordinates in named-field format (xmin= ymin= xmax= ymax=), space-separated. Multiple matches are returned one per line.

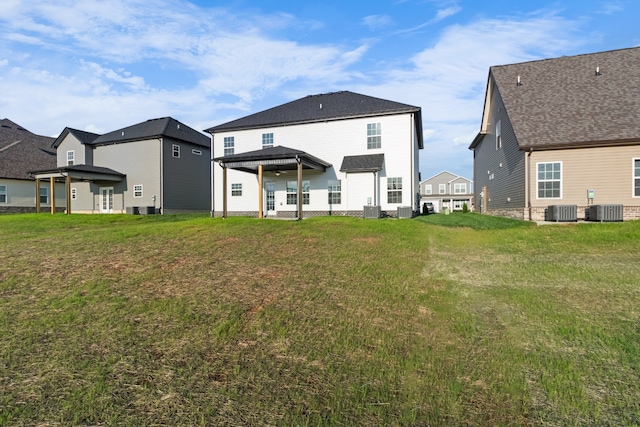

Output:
xmin=30 ymin=165 xmax=125 ymax=214
xmin=213 ymin=146 xmax=331 ymax=220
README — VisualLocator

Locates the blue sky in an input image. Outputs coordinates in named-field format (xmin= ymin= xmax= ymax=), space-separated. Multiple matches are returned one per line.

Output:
xmin=1 ymin=0 xmax=638 ymax=180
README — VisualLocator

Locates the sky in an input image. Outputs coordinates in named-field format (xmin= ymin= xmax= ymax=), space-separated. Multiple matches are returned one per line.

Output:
xmin=1 ymin=0 xmax=639 ymax=181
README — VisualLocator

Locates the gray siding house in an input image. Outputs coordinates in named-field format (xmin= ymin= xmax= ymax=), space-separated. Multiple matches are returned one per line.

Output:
xmin=420 ymin=171 xmax=473 ymax=212
xmin=470 ymin=47 xmax=640 ymax=221
xmin=0 ymin=119 xmax=67 ymax=213
xmin=32 ymin=117 xmax=211 ymax=214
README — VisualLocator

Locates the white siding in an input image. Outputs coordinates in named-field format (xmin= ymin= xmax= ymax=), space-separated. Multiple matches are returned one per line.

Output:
xmin=213 ymin=113 xmax=418 ymax=214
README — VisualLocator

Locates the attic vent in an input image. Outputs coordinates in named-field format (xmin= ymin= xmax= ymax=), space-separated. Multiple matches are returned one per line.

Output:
xmin=595 ymin=66 xmax=602 ymax=76
xmin=177 ymin=124 xmax=180 ymax=129
xmin=121 ymin=131 xmax=125 ymax=136
xmin=319 ymin=103 xmax=323 ymax=109
xmin=1 ymin=125 xmax=11 ymax=128
xmin=516 ymin=75 xmax=522 ymax=86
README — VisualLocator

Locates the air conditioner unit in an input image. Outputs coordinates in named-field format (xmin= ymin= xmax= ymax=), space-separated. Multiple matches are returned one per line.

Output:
xmin=546 ymin=205 xmax=577 ymax=222
xmin=588 ymin=204 xmax=623 ymax=222
xmin=363 ymin=205 xmax=381 ymax=219
xmin=125 ymin=206 xmax=140 ymax=215
xmin=397 ymin=206 xmax=414 ymax=219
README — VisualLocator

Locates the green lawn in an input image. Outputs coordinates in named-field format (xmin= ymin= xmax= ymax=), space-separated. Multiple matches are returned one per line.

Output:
xmin=1 ymin=213 xmax=639 ymax=426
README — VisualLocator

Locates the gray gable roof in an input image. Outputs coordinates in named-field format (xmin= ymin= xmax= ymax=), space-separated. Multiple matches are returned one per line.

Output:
xmin=489 ymin=47 xmax=640 ymax=149
xmin=0 ymin=118 xmax=56 ymax=180
xmin=91 ymin=117 xmax=210 ymax=148
xmin=205 ymin=91 xmax=422 ymax=145
xmin=340 ymin=154 xmax=385 ymax=172
xmin=52 ymin=127 xmax=100 ymax=148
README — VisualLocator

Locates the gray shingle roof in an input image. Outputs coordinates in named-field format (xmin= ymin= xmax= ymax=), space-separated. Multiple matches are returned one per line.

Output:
xmin=490 ymin=47 xmax=640 ymax=149
xmin=205 ymin=91 xmax=422 ymax=136
xmin=340 ymin=154 xmax=385 ymax=172
xmin=31 ymin=164 xmax=125 ymax=177
xmin=91 ymin=117 xmax=210 ymax=148
xmin=0 ymin=119 xmax=56 ymax=180
xmin=52 ymin=127 xmax=100 ymax=148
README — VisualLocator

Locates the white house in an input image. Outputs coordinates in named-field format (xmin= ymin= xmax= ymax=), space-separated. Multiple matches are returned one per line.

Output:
xmin=204 ymin=91 xmax=424 ymax=219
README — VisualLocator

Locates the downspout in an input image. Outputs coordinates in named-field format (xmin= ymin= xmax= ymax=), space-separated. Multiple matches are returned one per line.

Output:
xmin=410 ymin=113 xmax=415 ymax=211
xmin=210 ymin=134 xmax=215 ymax=217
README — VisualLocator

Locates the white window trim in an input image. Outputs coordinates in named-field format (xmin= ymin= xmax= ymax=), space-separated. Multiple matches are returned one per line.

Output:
xmin=367 ymin=123 xmax=382 ymax=150
xmin=0 ymin=185 xmax=7 ymax=203
xmin=262 ymin=133 xmax=274 ymax=149
xmin=231 ymin=183 xmax=242 ymax=196
xmin=634 ymin=158 xmax=640 ymax=198
xmin=67 ymin=150 xmax=75 ymax=166
xmin=536 ymin=161 xmax=563 ymax=199
xmin=192 ymin=149 xmax=202 ymax=156
xmin=134 ymin=185 xmax=143 ymax=198
xmin=496 ymin=120 xmax=502 ymax=150
xmin=39 ymin=187 xmax=49 ymax=204
xmin=439 ymin=184 xmax=446 ymax=194
xmin=425 ymin=184 xmax=432 ymax=195
xmin=454 ymin=183 xmax=467 ymax=194
xmin=224 ymin=136 xmax=235 ymax=156
xmin=387 ymin=177 xmax=403 ymax=204
xmin=172 ymin=144 xmax=180 ymax=158
xmin=328 ymin=180 xmax=341 ymax=205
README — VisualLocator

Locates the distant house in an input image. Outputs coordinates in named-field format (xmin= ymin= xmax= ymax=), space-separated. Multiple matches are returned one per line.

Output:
xmin=32 ymin=117 xmax=211 ymax=214
xmin=0 ymin=119 xmax=66 ymax=213
xmin=204 ymin=91 xmax=423 ymax=219
xmin=469 ymin=47 xmax=640 ymax=221
xmin=420 ymin=171 xmax=473 ymax=212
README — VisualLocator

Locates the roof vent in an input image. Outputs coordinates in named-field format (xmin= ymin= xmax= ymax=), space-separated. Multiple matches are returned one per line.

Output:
xmin=121 ymin=131 xmax=125 ymax=136
xmin=516 ymin=75 xmax=522 ymax=86
xmin=319 ymin=103 xmax=323 ymax=110
xmin=595 ymin=66 xmax=602 ymax=76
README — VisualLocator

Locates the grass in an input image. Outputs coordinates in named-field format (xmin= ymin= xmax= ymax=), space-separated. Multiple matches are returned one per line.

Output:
xmin=1 ymin=212 xmax=640 ymax=425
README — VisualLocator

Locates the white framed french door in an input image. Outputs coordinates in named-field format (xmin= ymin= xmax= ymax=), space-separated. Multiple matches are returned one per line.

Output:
xmin=265 ymin=182 xmax=276 ymax=215
xmin=100 ymin=187 xmax=114 ymax=213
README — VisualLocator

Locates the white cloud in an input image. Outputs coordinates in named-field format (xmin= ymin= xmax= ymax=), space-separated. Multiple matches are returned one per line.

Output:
xmin=362 ymin=15 xmax=394 ymax=31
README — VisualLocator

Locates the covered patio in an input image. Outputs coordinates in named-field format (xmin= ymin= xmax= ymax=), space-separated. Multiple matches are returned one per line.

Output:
xmin=30 ymin=165 xmax=125 ymax=214
xmin=213 ymin=146 xmax=331 ymax=220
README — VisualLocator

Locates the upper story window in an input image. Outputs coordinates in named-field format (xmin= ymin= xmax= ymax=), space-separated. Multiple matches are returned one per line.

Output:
xmin=224 ymin=136 xmax=235 ymax=156
xmin=262 ymin=133 xmax=273 ymax=149
xmin=454 ymin=183 xmax=467 ymax=194
xmin=0 ymin=185 xmax=6 ymax=203
xmin=537 ymin=162 xmax=561 ymax=198
xmin=425 ymin=184 xmax=432 ymax=195
xmin=387 ymin=177 xmax=402 ymax=204
xmin=439 ymin=184 xmax=446 ymax=194
xmin=496 ymin=120 xmax=502 ymax=150
xmin=134 ymin=185 xmax=143 ymax=198
xmin=634 ymin=159 xmax=640 ymax=197
xmin=67 ymin=150 xmax=75 ymax=166
xmin=367 ymin=123 xmax=381 ymax=149
xmin=172 ymin=144 xmax=180 ymax=158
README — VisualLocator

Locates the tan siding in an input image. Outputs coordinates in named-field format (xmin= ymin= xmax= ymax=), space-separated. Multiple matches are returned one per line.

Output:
xmin=530 ymin=144 xmax=640 ymax=207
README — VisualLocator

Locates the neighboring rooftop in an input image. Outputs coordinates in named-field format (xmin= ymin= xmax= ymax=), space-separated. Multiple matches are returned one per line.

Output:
xmin=91 ymin=117 xmax=210 ymax=148
xmin=487 ymin=46 xmax=640 ymax=149
xmin=0 ymin=118 xmax=56 ymax=180
xmin=205 ymin=91 xmax=423 ymax=143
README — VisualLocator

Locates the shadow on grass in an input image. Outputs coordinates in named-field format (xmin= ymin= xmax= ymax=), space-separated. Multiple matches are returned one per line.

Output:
xmin=414 ymin=212 xmax=535 ymax=230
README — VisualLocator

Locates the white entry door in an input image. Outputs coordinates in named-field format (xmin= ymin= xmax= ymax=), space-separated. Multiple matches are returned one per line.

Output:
xmin=100 ymin=187 xmax=114 ymax=213
xmin=265 ymin=183 xmax=276 ymax=215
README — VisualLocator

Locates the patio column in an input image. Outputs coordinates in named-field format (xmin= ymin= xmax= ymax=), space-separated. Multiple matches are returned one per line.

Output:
xmin=297 ymin=157 xmax=302 ymax=220
xmin=50 ymin=177 xmax=56 ymax=214
xmin=258 ymin=164 xmax=264 ymax=218
xmin=35 ymin=178 xmax=41 ymax=213
xmin=222 ymin=164 xmax=227 ymax=219
xmin=66 ymin=175 xmax=71 ymax=215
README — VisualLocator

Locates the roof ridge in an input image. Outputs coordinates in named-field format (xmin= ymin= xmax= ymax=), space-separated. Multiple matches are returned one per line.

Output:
xmin=0 ymin=140 xmax=21 ymax=153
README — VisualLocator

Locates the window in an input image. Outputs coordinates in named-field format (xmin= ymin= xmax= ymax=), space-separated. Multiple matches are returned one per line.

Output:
xmin=287 ymin=180 xmax=310 ymax=205
xmin=71 ymin=187 xmax=77 ymax=200
xmin=262 ymin=133 xmax=273 ymax=149
xmin=367 ymin=123 xmax=381 ymax=149
xmin=454 ymin=183 xmax=467 ymax=194
xmin=496 ymin=120 xmax=502 ymax=149
xmin=387 ymin=177 xmax=402 ymax=204
xmin=67 ymin=150 xmax=75 ymax=166
xmin=439 ymin=184 xmax=446 ymax=194
xmin=425 ymin=184 xmax=432 ymax=195
xmin=231 ymin=183 xmax=242 ymax=196
xmin=224 ymin=137 xmax=235 ymax=156
xmin=328 ymin=180 xmax=341 ymax=205
xmin=635 ymin=159 xmax=640 ymax=197
xmin=134 ymin=185 xmax=143 ymax=198
xmin=172 ymin=144 xmax=180 ymax=158
xmin=0 ymin=185 xmax=6 ymax=203
xmin=39 ymin=187 xmax=48 ymax=204
xmin=192 ymin=149 xmax=202 ymax=156
xmin=537 ymin=162 xmax=561 ymax=198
